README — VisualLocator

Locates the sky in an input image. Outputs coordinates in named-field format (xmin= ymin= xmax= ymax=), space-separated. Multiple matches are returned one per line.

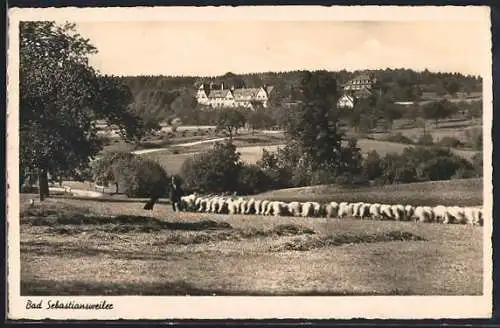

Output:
xmin=74 ymin=20 xmax=489 ymax=77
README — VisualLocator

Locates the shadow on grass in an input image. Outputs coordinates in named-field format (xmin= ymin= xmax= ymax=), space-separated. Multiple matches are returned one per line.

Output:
xmin=269 ymin=231 xmax=427 ymax=252
xmin=22 ymin=224 xmax=318 ymax=259
xmin=21 ymin=279 xmax=415 ymax=296
xmin=21 ymin=214 xmax=233 ymax=231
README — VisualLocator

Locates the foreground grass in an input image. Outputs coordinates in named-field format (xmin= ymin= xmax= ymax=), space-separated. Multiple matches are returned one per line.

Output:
xmin=20 ymin=197 xmax=483 ymax=296
xmin=256 ymin=178 xmax=483 ymax=206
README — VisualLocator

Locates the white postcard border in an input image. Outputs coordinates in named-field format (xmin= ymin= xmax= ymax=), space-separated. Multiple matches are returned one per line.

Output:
xmin=6 ymin=5 xmax=493 ymax=320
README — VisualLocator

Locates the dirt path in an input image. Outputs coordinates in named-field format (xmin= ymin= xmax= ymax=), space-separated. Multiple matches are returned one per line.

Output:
xmin=131 ymin=137 xmax=229 ymax=155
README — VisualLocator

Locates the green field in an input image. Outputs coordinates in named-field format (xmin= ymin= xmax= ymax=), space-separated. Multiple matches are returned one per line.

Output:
xmin=20 ymin=195 xmax=483 ymax=296
xmin=255 ymin=178 xmax=483 ymax=206
xmin=141 ymin=138 xmax=478 ymax=175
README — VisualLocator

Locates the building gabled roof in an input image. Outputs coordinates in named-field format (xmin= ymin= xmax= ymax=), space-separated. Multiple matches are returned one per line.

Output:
xmin=265 ymin=85 xmax=275 ymax=95
xmin=345 ymin=74 xmax=374 ymax=86
xmin=353 ymin=87 xmax=373 ymax=98
xmin=233 ymin=88 xmax=261 ymax=99
xmin=339 ymin=94 xmax=355 ymax=102
xmin=207 ymin=90 xmax=232 ymax=99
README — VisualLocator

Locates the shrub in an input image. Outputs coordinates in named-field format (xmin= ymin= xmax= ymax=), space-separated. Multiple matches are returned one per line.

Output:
xmin=92 ymin=152 xmax=169 ymax=197
xmin=119 ymin=158 xmax=169 ymax=198
xmin=437 ymin=136 xmax=464 ymax=148
xmin=417 ymin=133 xmax=434 ymax=146
xmin=236 ymin=164 xmax=273 ymax=195
xmin=471 ymin=152 xmax=483 ymax=177
xmin=416 ymin=156 xmax=472 ymax=181
xmin=383 ymin=132 xmax=414 ymax=144
xmin=256 ymin=148 xmax=293 ymax=190
xmin=180 ymin=141 xmax=242 ymax=193
xmin=464 ymin=127 xmax=482 ymax=150
xmin=362 ymin=150 xmax=383 ymax=180
xmin=376 ymin=146 xmax=476 ymax=184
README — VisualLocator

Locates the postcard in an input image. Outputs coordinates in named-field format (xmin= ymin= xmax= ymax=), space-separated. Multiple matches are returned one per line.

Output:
xmin=7 ymin=5 xmax=493 ymax=320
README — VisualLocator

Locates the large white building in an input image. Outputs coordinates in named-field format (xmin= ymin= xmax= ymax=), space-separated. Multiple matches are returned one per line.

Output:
xmin=337 ymin=74 xmax=377 ymax=109
xmin=196 ymin=83 xmax=274 ymax=109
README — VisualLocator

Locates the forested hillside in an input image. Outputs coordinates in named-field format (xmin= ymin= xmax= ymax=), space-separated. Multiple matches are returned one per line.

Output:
xmin=116 ymin=69 xmax=482 ymax=126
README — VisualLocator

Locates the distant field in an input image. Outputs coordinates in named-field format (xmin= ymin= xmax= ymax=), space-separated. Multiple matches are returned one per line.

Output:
xmin=20 ymin=196 xmax=483 ymax=296
xmin=142 ymin=137 xmax=478 ymax=175
xmin=256 ymin=178 xmax=483 ymax=207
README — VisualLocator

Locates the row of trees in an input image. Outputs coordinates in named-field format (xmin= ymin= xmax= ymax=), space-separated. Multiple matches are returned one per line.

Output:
xmin=20 ymin=22 xmax=153 ymax=200
xmin=338 ymin=95 xmax=482 ymax=135
xmin=116 ymin=69 xmax=482 ymax=128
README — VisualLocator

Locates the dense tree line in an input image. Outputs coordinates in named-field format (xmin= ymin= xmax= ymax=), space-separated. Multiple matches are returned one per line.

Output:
xmin=116 ymin=69 xmax=482 ymax=126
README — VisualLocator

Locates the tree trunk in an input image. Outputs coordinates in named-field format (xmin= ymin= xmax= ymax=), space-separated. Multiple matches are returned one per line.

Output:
xmin=38 ymin=168 xmax=49 ymax=201
xmin=115 ymin=183 xmax=119 ymax=194
xmin=435 ymin=118 xmax=438 ymax=128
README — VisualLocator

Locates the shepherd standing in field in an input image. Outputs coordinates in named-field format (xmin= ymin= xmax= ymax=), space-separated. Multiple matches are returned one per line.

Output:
xmin=170 ymin=176 xmax=184 ymax=212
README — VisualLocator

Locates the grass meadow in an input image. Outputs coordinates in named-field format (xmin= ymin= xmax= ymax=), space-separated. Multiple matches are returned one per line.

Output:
xmin=255 ymin=178 xmax=483 ymax=206
xmin=21 ymin=117 xmax=484 ymax=297
xmin=20 ymin=184 xmax=484 ymax=296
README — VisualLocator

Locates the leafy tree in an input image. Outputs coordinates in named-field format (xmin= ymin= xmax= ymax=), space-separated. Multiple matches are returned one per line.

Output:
xmin=362 ymin=150 xmax=383 ymax=180
xmin=417 ymin=133 xmax=434 ymax=146
xmin=286 ymin=71 xmax=343 ymax=171
xmin=421 ymin=100 xmax=457 ymax=127
xmin=382 ymin=103 xmax=404 ymax=130
xmin=471 ymin=152 xmax=483 ymax=177
xmin=180 ymin=141 xmax=242 ymax=193
xmin=215 ymin=107 xmax=247 ymax=141
xmin=91 ymin=151 xmax=135 ymax=193
xmin=464 ymin=127 xmax=483 ymax=150
xmin=339 ymin=138 xmax=363 ymax=175
xmin=246 ymin=109 xmax=275 ymax=134
xmin=403 ymin=104 xmax=421 ymax=127
xmin=170 ymin=88 xmax=198 ymax=124
xmin=122 ymin=158 xmax=169 ymax=198
xmin=236 ymin=164 xmax=273 ymax=195
xmin=20 ymin=21 xmax=146 ymax=200
xmin=466 ymin=100 xmax=483 ymax=123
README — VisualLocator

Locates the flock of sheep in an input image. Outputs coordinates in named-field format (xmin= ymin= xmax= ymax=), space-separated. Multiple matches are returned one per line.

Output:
xmin=180 ymin=193 xmax=484 ymax=226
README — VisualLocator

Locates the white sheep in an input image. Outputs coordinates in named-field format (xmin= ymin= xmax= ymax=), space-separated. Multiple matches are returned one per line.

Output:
xmin=369 ymin=203 xmax=382 ymax=220
xmin=268 ymin=201 xmax=288 ymax=216
xmin=414 ymin=206 xmax=433 ymax=223
xmin=464 ymin=206 xmax=480 ymax=226
xmin=237 ymin=197 xmax=248 ymax=214
xmin=301 ymin=202 xmax=314 ymax=217
xmin=254 ymin=200 xmax=263 ymax=215
xmin=325 ymin=202 xmax=339 ymax=218
xmin=287 ymin=201 xmax=302 ymax=217
xmin=358 ymin=203 xmax=371 ymax=219
xmin=264 ymin=201 xmax=276 ymax=216
xmin=181 ymin=193 xmax=198 ymax=211
xmin=245 ymin=198 xmax=256 ymax=215
xmin=380 ymin=204 xmax=394 ymax=220
xmin=260 ymin=200 xmax=270 ymax=216
xmin=391 ymin=204 xmax=405 ymax=221
xmin=311 ymin=202 xmax=322 ymax=217
xmin=404 ymin=205 xmax=415 ymax=221
xmin=475 ymin=207 xmax=484 ymax=226
xmin=447 ymin=206 xmax=466 ymax=224
xmin=338 ymin=202 xmax=353 ymax=218
xmin=352 ymin=202 xmax=363 ymax=218
xmin=218 ymin=197 xmax=230 ymax=214
xmin=433 ymin=205 xmax=449 ymax=224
